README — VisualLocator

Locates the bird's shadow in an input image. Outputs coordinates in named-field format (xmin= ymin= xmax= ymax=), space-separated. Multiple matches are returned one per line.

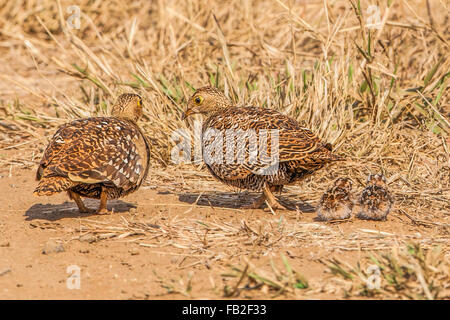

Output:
xmin=24 ymin=199 xmax=136 ymax=221
xmin=178 ymin=191 xmax=315 ymax=212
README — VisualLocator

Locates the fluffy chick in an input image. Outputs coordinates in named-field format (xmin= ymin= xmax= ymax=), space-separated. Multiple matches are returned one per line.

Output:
xmin=356 ymin=174 xmax=394 ymax=221
xmin=316 ymin=177 xmax=354 ymax=221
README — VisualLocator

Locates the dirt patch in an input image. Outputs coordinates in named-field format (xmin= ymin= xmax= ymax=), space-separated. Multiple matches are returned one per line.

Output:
xmin=0 ymin=165 xmax=447 ymax=299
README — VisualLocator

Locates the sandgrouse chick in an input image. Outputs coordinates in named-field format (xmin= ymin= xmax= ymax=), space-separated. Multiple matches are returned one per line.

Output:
xmin=34 ymin=93 xmax=151 ymax=214
xmin=316 ymin=177 xmax=353 ymax=221
xmin=182 ymin=86 xmax=341 ymax=210
xmin=356 ymin=174 xmax=394 ymax=221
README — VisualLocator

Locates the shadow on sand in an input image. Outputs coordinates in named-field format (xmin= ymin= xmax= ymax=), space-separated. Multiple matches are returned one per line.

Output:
xmin=178 ymin=191 xmax=315 ymax=212
xmin=24 ymin=199 xmax=136 ymax=221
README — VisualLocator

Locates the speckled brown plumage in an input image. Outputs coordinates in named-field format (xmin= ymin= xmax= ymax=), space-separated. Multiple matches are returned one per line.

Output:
xmin=182 ymin=86 xmax=342 ymax=210
xmin=34 ymin=93 xmax=150 ymax=214
xmin=356 ymin=174 xmax=394 ymax=221
xmin=316 ymin=177 xmax=353 ymax=221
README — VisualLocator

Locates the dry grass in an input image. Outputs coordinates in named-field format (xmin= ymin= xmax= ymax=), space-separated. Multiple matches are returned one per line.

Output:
xmin=0 ymin=0 xmax=448 ymax=299
xmin=55 ymin=206 xmax=448 ymax=298
xmin=323 ymin=243 xmax=449 ymax=299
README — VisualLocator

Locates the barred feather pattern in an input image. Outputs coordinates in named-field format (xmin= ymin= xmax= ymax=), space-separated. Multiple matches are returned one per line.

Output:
xmin=34 ymin=117 xmax=150 ymax=200
xmin=34 ymin=176 xmax=77 ymax=195
xmin=201 ymin=107 xmax=338 ymax=191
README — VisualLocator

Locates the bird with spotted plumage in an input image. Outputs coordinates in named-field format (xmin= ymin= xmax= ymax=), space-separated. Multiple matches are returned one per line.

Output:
xmin=316 ymin=177 xmax=353 ymax=221
xmin=182 ymin=86 xmax=342 ymax=210
xmin=34 ymin=93 xmax=151 ymax=214
xmin=356 ymin=174 xmax=394 ymax=221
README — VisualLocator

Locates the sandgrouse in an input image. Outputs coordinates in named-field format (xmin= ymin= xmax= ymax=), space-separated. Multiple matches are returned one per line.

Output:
xmin=182 ymin=86 xmax=341 ymax=210
xmin=34 ymin=93 xmax=151 ymax=214
xmin=356 ymin=174 xmax=394 ymax=221
xmin=316 ymin=177 xmax=353 ymax=221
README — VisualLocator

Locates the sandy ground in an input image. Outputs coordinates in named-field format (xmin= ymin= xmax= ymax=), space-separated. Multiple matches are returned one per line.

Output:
xmin=0 ymin=162 xmax=447 ymax=300
xmin=0 ymin=0 xmax=448 ymax=301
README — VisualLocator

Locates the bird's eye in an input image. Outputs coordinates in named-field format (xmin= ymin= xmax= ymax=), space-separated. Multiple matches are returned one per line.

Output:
xmin=137 ymin=99 xmax=142 ymax=107
xmin=194 ymin=96 xmax=203 ymax=105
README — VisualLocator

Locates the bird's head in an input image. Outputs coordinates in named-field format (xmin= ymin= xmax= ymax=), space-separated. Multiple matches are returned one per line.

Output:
xmin=334 ymin=177 xmax=353 ymax=192
xmin=367 ymin=174 xmax=387 ymax=188
xmin=182 ymin=86 xmax=233 ymax=120
xmin=111 ymin=93 xmax=144 ymax=122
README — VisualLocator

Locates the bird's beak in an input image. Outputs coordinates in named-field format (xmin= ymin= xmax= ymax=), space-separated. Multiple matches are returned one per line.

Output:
xmin=181 ymin=108 xmax=194 ymax=120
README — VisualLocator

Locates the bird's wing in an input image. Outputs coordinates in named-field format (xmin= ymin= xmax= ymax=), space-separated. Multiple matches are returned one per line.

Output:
xmin=38 ymin=117 xmax=148 ymax=189
xmin=276 ymin=128 xmax=335 ymax=163
xmin=202 ymin=107 xmax=335 ymax=179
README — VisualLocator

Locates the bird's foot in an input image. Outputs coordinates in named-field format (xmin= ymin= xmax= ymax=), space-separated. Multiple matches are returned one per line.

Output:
xmin=242 ymin=202 xmax=263 ymax=209
xmin=79 ymin=208 xmax=97 ymax=214
xmin=264 ymin=200 xmax=288 ymax=212
xmin=96 ymin=208 xmax=112 ymax=215
xmin=242 ymin=195 xmax=266 ymax=209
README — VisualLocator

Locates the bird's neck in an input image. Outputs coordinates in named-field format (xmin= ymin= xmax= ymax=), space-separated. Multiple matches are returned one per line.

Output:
xmin=113 ymin=114 xmax=139 ymax=124
xmin=204 ymin=101 xmax=233 ymax=117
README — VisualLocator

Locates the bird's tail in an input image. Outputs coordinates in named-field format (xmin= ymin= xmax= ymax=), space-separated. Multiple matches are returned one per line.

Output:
xmin=33 ymin=176 xmax=76 ymax=196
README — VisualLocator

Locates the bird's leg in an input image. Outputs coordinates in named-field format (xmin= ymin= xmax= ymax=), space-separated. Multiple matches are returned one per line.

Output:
xmin=69 ymin=190 xmax=95 ymax=214
xmin=96 ymin=187 xmax=111 ymax=215
xmin=273 ymin=185 xmax=283 ymax=195
xmin=242 ymin=193 xmax=267 ymax=209
xmin=263 ymin=186 xmax=288 ymax=211
xmin=242 ymin=186 xmax=287 ymax=210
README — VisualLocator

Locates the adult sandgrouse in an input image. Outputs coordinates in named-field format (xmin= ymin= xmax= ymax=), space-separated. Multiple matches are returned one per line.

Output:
xmin=316 ymin=177 xmax=353 ymax=221
xmin=356 ymin=174 xmax=394 ymax=221
xmin=34 ymin=93 xmax=151 ymax=214
xmin=182 ymin=86 xmax=341 ymax=210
